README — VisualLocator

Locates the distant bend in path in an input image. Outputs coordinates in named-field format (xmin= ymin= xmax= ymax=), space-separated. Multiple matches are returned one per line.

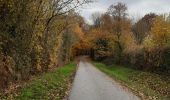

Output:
xmin=69 ymin=60 xmax=140 ymax=100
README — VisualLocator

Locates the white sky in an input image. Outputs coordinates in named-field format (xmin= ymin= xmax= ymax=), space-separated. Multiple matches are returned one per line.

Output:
xmin=78 ymin=0 xmax=170 ymax=24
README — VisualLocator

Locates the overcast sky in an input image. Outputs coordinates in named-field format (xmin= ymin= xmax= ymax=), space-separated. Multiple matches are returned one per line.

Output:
xmin=78 ymin=0 xmax=170 ymax=24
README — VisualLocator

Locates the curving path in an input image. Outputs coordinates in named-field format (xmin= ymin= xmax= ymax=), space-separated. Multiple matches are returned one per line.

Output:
xmin=69 ymin=60 xmax=140 ymax=100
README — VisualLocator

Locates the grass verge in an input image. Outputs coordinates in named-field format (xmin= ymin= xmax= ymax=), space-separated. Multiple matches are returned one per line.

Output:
xmin=2 ymin=63 xmax=76 ymax=100
xmin=94 ymin=62 xmax=170 ymax=100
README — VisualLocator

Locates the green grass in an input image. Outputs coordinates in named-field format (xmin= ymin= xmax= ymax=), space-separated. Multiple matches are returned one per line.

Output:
xmin=14 ymin=63 xmax=76 ymax=100
xmin=94 ymin=62 xmax=170 ymax=100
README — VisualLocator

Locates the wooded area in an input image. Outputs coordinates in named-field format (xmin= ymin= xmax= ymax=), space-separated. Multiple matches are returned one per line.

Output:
xmin=0 ymin=0 xmax=91 ymax=91
xmin=0 ymin=0 xmax=170 ymax=97
xmin=73 ymin=2 xmax=170 ymax=75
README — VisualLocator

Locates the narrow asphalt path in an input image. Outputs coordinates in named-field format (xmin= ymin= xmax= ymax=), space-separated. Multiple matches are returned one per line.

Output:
xmin=69 ymin=60 xmax=140 ymax=100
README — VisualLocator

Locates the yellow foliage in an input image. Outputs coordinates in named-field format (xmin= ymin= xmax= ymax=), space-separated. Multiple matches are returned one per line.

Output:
xmin=143 ymin=16 xmax=170 ymax=52
xmin=72 ymin=23 xmax=84 ymax=40
xmin=150 ymin=16 xmax=170 ymax=46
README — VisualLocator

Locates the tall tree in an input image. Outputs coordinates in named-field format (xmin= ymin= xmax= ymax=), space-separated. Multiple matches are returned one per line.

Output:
xmin=107 ymin=2 xmax=129 ymax=63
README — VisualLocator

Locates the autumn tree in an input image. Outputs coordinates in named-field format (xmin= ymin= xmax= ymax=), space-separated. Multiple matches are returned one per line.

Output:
xmin=107 ymin=2 xmax=130 ymax=63
xmin=132 ymin=13 xmax=157 ymax=44
xmin=142 ymin=16 xmax=170 ymax=72
xmin=60 ymin=13 xmax=85 ymax=63
xmin=144 ymin=16 xmax=170 ymax=48
xmin=100 ymin=14 xmax=113 ymax=32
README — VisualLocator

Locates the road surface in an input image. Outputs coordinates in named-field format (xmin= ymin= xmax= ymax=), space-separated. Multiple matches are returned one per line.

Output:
xmin=69 ymin=60 xmax=140 ymax=100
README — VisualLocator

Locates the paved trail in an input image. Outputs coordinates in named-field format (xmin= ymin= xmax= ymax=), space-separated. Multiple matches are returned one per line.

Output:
xmin=69 ymin=60 xmax=140 ymax=100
